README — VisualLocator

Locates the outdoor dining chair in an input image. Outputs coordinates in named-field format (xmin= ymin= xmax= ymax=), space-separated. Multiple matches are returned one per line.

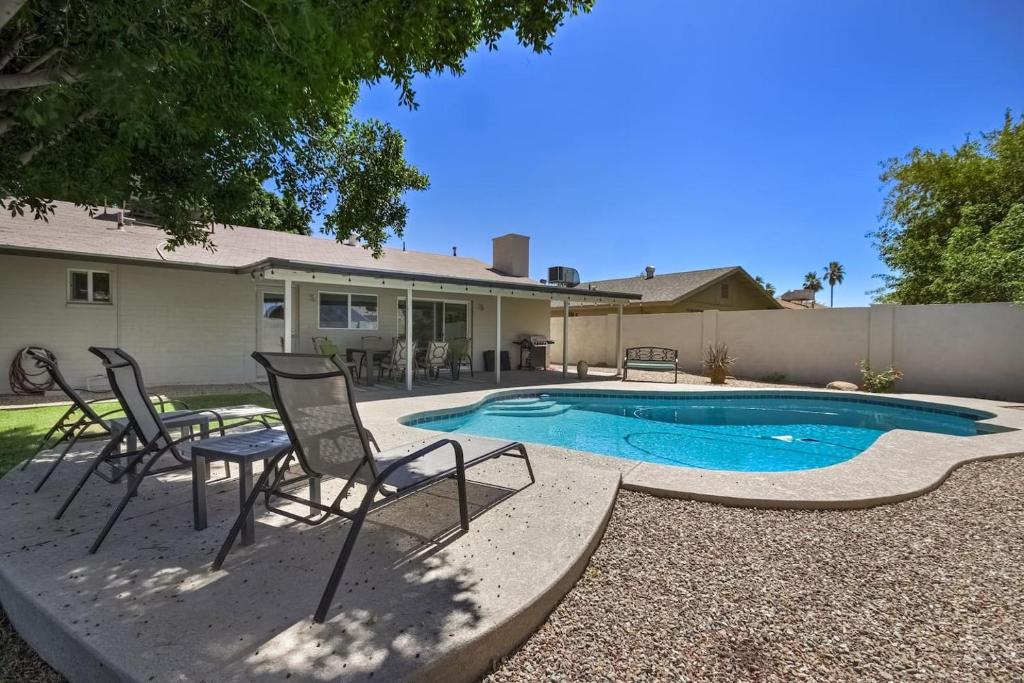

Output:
xmin=378 ymin=337 xmax=416 ymax=386
xmin=450 ymin=337 xmax=474 ymax=377
xmin=418 ymin=340 xmax=451 ymax=379
xmin=18 ymin=348 xmax=185 ymax=492
xmin=213 ymin=352 xmax=534 ymax=623
xmin=54 ymin=347 xmax=228 ymax=553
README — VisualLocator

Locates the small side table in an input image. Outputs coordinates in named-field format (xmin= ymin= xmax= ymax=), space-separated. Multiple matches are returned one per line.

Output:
xmin=190 ymin=429 xmax=312 ymax=546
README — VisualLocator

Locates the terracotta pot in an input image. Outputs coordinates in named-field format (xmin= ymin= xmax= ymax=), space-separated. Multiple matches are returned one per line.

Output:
xmin=709 ymin=367 xmax=727 ymax=384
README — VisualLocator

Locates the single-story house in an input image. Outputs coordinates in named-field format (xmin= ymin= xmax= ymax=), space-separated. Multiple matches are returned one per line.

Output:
xmin=550 ymin=266 xmax=781 ymax=318
xmin=0 ymin=201 xmax=636 ymax=392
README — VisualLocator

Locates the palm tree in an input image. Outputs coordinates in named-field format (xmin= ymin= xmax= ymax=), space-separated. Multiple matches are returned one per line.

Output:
xmin=803 ymin=271 xmax=823 ymax=308
xmin=823 ymin=261 xmax=845 ymax=307
xmin=754 ymin=276 xmax=777 ymax=298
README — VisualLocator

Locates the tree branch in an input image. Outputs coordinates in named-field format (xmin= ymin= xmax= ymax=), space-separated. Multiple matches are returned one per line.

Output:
xmin=17 ymin=106 xmax=98 ymax=165
xmin=20 ymin=45 xmax=59 ymax=73
xmin=0 ymin=33 xmax=24 ymax=70
xmin=0 ymin=67 xmax=78 ymax=91
xmin=0 ymin=0 xmax=28 ymax=32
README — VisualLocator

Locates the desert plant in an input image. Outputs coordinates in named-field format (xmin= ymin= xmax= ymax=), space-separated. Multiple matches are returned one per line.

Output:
xmin=857 ymin=360 xmax=904 ymax=393
xmin=759 ymin=372 xmax=788 ymax=384
xmin=703 ymin=343 xmax=736 ymax=384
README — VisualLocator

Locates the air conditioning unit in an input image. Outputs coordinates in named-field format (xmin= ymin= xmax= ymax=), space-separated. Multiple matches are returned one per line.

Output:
xmin=547 ymin=266 xmax=580 ymax=288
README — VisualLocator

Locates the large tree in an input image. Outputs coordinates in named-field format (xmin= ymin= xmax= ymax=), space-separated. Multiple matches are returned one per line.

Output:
xmin=873 ymin=112 xmax=1024 ymax=303
xmin=0 ymin=0 xmax=592 ymax=255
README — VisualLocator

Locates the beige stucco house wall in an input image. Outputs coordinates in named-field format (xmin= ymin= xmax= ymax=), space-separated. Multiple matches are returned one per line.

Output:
xmin=0 ymin=254 xmax=552 ymax=393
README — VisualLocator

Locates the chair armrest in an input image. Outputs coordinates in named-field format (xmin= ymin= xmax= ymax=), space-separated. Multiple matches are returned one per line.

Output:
xmin=362 ymin=429 xmax=381 ymax=453
xmin=373 ymin=439 xmax=464 ymax=491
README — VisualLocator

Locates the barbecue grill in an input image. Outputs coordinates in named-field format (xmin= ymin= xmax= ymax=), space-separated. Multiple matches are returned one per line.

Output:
xmin=515 ymin=335 xmax=555 ymax=370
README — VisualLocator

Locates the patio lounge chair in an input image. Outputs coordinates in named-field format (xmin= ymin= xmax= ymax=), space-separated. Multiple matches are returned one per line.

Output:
xmin=18 ymin=348 xmax=186 ymax=492
xmin=54 ymin=347 xmax=229 ymax=553
xmin=213 ymin=352 xmax=534 ymax=623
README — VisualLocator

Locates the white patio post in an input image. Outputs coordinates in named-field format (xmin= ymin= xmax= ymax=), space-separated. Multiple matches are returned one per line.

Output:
xmin=495 ymin=294 xmax=502 ymax=385
xmin=405 ymin=286 xmax=414 ymax=391
xmin=283 ymin=277 xmax=293 ymax=352
xmin=615 ymin=303 xmax=624 ymax=376
xmin=562 ymin=299 xmax=569 ymax=379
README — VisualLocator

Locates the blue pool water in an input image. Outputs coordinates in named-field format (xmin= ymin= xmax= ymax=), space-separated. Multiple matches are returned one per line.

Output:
xmin=405 ymin=392 xmax=989 ymax=472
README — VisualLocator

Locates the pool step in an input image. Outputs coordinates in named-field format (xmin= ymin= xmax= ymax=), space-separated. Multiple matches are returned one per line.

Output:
xmin=487 ymin=399 xmax=558 ymax=412
xmin=484 ymin=403 xmax=570 ymax=418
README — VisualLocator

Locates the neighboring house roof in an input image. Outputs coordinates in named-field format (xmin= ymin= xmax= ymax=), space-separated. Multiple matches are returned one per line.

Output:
xmin=0 ymin=200 xmax=637 ymax=300
xmin=561 ymin=266 xmax=780 ymax=309
xmin=780 ymin=288 xmax=816 ymax=302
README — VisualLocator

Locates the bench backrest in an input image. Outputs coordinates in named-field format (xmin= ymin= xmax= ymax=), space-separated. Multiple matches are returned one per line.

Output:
xmin=625 ymin=347 xmax=678 ymax=362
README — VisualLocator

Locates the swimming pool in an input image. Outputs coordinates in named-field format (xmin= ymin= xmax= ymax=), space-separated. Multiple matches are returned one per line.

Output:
xmin=404 ymin=391 xmax=992 ymax=472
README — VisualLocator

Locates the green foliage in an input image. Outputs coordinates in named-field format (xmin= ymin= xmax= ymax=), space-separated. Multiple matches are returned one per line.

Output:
xmin=803 ymin=271 xmax=822 ymax=292
xmin=856 ymin=361 xmax=903 ymax=393
xmin=824 ymin=261 xmax=845 ymax=306
xmin=229 ymin=186 xmax=312 ymax=236
xmin=758 ymin=372 xmax=787 ymax=383
xmin=874 ymin=112 xmax=1024 ymax=303
xmin=754 ymin=275 xmax=777 ymax=297
xmin=702 ymin=343 xmax=736 ymax=371
xmin=0 ymin=1 xmax=591 ymax=255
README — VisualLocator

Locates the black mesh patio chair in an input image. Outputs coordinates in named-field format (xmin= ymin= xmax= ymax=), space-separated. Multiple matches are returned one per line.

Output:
xmin=18 ymin=348 xmax=185 ymax=492
xmin=213 ymin=352 xmax=534 ymax=623
xmin=54 ymin=347 xmax=228 ymax=553
xmin=450 ymin=337 xmax=474 ymax=377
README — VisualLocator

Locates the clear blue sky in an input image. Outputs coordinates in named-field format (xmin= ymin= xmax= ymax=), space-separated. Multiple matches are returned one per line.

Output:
xmin=351 ymin=0 xmax=1024 ymax=306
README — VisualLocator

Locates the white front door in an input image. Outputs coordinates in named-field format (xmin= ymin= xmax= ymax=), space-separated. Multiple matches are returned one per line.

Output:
xmin=257 ymin=290 xmax=286 ymax=376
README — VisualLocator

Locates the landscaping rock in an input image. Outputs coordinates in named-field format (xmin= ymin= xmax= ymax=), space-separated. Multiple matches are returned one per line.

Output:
xmin=826 ymin=380 xmax=859 ymax=391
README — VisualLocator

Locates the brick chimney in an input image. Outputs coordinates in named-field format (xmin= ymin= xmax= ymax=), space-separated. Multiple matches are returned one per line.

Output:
xmin=492 ymin=234 xmax=530 ymax=277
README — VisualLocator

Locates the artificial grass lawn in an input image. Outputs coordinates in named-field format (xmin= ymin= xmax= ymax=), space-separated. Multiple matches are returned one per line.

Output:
xmin=0 ymin=391 xmax=273 ymax=476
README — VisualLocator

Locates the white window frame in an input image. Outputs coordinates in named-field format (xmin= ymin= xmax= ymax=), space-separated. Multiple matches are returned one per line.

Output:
xmin=317 ymin=291 xmax=379 ymax=330
xmin=396 ymin=297 xmax=472 ymax=342
xmin=67 ymin=269 xmax=113 ymax=304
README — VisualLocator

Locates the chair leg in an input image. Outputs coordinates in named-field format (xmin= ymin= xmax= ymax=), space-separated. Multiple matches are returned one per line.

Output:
xmin=21 ymin=421 xmax=63 ymax=471
xmin=513 ymin=444 xmax=535 ymax=484
xmin=455 ymin=462 xmax=470 ymax=531
xmin=89 ymin=447 xmax=165 ymax=553
xmin=211 ymin=455 xmax=284 ymax=570
xmin=54 ymin=434 xmax=125 ymax=520
xmin=314 ymin=489 xmax=378 ymax=623
xmin=34 ymin=423 xmax=91 ymax=493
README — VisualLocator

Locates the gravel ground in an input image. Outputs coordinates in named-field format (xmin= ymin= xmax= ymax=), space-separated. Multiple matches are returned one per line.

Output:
xmin=487 ymin=456 xmax=1024 ymax=682
xmin=4 ymin=454 xmax=1017 ymax=682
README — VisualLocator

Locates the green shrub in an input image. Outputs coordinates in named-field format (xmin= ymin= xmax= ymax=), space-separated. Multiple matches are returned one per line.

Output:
xmin=759 ymin=372 xmax=787 ymax=383
xmin=857 ymin=361 xmax=904 ymax=393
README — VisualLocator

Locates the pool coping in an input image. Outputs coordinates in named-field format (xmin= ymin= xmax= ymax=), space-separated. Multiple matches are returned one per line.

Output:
xmin=388 ymin=382 xmax=1024 ymax=510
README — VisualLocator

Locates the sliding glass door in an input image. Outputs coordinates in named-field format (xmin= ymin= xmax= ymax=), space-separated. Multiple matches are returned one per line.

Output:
xmin=398 ymin=299 xmax=470 ymax=349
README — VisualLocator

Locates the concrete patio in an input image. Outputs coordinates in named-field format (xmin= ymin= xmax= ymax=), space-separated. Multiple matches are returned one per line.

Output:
xmin=3 ymin=373 xmax=1023 ymax=681
xmin=0 ymin=377 xmax=623 ymax=682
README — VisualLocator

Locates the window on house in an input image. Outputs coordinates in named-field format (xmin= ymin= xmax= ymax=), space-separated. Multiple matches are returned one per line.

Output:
xmin=720 ymin=283 xmax=730 ymax=299
xmin=68 ymin=270 xmax=112 ymax=303
xmin=318 ymin=292 xmax=378 ymax=330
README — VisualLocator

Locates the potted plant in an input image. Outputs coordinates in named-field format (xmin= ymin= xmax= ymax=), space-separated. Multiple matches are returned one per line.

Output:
xmin=576 ymin=359 xmax=589 ymax=379
xmin=703 ymin=342 xmax=736 ymax=385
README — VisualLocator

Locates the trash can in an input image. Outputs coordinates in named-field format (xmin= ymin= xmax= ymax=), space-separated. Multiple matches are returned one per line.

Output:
xmin=483 ymin=350 xmax=511 ymax=372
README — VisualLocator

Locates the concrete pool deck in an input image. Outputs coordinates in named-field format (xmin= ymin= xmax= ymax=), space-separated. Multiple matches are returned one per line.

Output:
xmin=2 ymin=379 xmax=1023 ymax=681
xmin=0 ymin=408 xmax=621 ymax=682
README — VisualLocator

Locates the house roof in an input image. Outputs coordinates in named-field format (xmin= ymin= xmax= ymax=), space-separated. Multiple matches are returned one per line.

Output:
xmin=0 ymin=201 xmax=637 ymax=300
xmin=565 ymin=266 xmax=780 ymax=308
xmin=780 ymin=288 xmax=816 ymax=302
